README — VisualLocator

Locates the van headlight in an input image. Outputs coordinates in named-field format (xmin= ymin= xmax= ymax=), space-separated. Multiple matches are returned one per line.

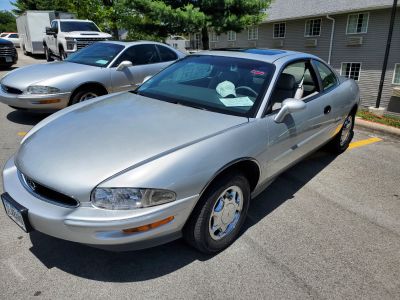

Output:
xmin=26 ymin=85 xmax=60 ymax=94
xmin=91 ymin=188 xmax=176 ymax=210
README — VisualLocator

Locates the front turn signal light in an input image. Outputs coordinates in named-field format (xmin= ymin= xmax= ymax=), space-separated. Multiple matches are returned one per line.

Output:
xmin=122 ymin=216 xmax=174 ymax=234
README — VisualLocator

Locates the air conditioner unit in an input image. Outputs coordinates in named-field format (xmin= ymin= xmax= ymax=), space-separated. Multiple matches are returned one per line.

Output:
xmin=273 ymin=39 xmax=284 ymax=48
xmin=393 ymin=87 xmax=400 ymax=97
xmin=347 ymin=36 xmax=363 ymax=46
xmin=248 ymin=40 xmax=257 ymax=47
xmin=305 ymin=38 xmax=318 ymax=47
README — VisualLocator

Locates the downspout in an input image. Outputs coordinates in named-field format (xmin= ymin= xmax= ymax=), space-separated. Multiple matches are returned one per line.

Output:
xmin=326 ymin=15 xmax=335 ymax=65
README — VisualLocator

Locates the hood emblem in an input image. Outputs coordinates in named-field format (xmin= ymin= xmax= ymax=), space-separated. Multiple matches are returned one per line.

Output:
xmin=26 ymin=178 xmax=37 ymax=191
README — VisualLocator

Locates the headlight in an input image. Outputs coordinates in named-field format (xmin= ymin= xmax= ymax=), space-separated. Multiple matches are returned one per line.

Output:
xmin=91 ymin=188 xmax=176 ymax=210
xmin=26 ymin=85 xmax=60 ymax=94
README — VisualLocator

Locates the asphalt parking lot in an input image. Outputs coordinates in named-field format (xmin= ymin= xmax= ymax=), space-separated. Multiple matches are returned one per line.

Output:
xmin=0 ymin=51 xmax=399 ymax=299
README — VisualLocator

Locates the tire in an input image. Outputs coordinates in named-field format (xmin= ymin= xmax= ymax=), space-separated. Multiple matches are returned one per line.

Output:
xmin=69 ymin=86 xmax=105 ymax=106
xmin=22 ymin=44 xmax=28 ymax=56
xmin=44 ymin=45 xmax=53 ymax=62
xmin=327 ymin=112 xmax=355 ymax=154
xmin=183 ymin=173 xmax=250 ymax=254
xmin=59 ymin=47 xmax=67 ymax=60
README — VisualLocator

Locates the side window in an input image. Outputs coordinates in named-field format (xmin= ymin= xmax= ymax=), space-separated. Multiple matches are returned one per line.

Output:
xmin=112 ymin=46 xmax=136 ymax=67
xmin=268 ymin=60 xmax=319 ymax=112
xmin=51 ymin=21 xmax=58 ymax=33
xmin=9 ymin=34 xmax=18 ymax=38
xmin=157 ymin=45 xmax=178 ymax=62
xmin=133 ymin=44 xmax=160 ymax=65
xmin=313 ymin=60 xmax=337 ymax=90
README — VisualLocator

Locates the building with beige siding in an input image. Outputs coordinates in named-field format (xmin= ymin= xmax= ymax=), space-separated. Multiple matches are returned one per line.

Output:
xmin=192 ymin=0 xmax=400 ymax=115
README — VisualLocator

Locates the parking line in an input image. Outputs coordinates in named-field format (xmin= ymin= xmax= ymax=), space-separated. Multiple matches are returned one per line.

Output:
xmin=17 ymin=132 xmax=27 ymax=137
xmin=349 ymin=137 xmax=382 ymax=150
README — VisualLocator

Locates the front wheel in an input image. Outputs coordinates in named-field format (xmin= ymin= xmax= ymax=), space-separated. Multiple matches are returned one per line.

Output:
xmin=69 ymin=86 xmax=105 ymax=106
xmin=328 ymin=112 xmax=355 ymax=154
xmin=44 ymin=45 xmax=53 ymax=62
xmin=59 ymin=47 xmax=67 ymax=60
xmin=184 ymin=173 xmax=250 ymax=253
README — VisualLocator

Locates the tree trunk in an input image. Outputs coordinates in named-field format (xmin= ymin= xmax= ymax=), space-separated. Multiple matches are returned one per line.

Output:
xmin=201 ymin=27 xmax=209 ymax=50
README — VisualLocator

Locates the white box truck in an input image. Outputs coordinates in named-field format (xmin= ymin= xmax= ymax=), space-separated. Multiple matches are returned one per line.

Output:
xmin=16 ymin=11 xmax=75 ymax=55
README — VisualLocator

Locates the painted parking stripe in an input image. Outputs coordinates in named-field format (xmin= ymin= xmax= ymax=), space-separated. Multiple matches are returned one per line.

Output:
xmin=349 ymin=137 xmax=382 ymax=149
xmin=17 ymin=132 xmax=27 ymax=136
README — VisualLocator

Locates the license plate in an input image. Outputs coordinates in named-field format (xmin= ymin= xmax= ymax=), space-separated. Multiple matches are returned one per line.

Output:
xmin=5 ymin=57 xmax=12 ymax=63
xmin=1 ymin=194 xmax=32 ymax=232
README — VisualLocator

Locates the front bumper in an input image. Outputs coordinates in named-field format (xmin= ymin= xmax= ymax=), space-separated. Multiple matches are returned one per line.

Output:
xmin=2 ymin=157 xmax=199 ymax=250
xmin=0 ymin=55 xmax=17 ymax=66
xmin=0 ymin=88 xmax=71 ymax=110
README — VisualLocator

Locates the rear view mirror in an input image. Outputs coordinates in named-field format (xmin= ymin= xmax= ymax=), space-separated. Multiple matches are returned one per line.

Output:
xmin=116 ymin=60 xmax=133 ymax=71
xmin=45 ymin=27 xmax=55 ymax=35
xmin=274 ymin=98 xmax=306 ymax=123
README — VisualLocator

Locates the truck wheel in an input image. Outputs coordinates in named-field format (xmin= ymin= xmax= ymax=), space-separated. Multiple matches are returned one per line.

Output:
xmin=59 ymin=47 xmax=67 ymax=60
xmin=22 ymin=44 xmax=28 ymax=56
xmin=44 ymin=46 xmax=53 ymax=62
xmin=69 ymin=86 xmax=106 ymax=105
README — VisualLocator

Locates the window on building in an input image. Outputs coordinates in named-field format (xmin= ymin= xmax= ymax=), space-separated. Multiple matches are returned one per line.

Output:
xmin=347 ymin=12 xmax=369 ymax=34
xmin=393 ymin=64 xmax=400 ymax=85
xmin=248 ymin=26 xmax=258 ymax=40
xmin=210 ymin=31 xmax=219 ymax=42
xmin=341 ymin=63 xmax=361 ymax=81
xmin=305 ymin=19 xmax=321 ymax=36
xmin=227 ymin=31 xmax=236 ymax=41
xmin=273 ymin=23 xmax=286 ymax=38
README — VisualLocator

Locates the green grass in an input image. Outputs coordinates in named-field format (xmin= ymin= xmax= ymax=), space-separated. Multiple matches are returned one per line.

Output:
xmin=356 ymin=110 xmax=400 ymax=129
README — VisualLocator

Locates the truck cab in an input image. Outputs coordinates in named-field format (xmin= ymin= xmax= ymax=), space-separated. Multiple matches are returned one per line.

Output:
xmin=43 ymin=19 xmax=112 ymax=61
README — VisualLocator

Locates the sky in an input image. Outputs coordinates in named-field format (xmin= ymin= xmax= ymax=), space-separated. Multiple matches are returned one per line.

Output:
xmin=0 ymin=0 xmax=14 ymax=11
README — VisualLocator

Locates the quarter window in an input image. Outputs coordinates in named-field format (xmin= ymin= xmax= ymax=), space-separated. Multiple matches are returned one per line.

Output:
xmin=393 ymin=64 xmax=400 ymax=85
xmin=248 ymin=26 xmax=258 ymax=40
xmin=341 ymin=63 xmax=361 ymax=81
xmin=347 ymin=13 xmax=369 ymax=34
xmin=314 ymin=60 xmax=337 ymax=90
xmin=305 ymin=19 xmax=321 ymax=36
xmin=227 ymin=31 xmax=236 ymax=41
xmin=273 ymin=23 xmax=286 ymax=38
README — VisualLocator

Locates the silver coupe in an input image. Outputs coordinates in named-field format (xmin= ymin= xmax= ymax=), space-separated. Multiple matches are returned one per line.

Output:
xmin=1 ymin=49 xmax=359 ymax=253
xmin=0 ymin=41 xmax=184 ymax=111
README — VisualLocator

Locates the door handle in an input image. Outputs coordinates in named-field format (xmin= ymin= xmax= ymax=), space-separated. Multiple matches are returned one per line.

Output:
xmin=324 ymin=105 xmax=331 ymax=115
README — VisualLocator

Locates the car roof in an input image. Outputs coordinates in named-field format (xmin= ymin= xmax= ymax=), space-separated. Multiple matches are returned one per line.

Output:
xmin=195 ymin=48 xmax=319 ymax=64
xmin=58 ymin=19 xmax=95 ymax=22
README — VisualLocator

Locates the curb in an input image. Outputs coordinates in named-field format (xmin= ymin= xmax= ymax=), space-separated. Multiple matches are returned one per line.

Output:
xmin=355 ymin=117 xmax=400 ymax=137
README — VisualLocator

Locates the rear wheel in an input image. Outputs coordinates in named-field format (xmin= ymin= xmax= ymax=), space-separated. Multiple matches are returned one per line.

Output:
xmin=328 ymin=112 xmax=355 ymax=154
xmin=183 ymin=173 xmax=250 ymax=253
xmin=69 ymin=86 xmax=106 ymax=106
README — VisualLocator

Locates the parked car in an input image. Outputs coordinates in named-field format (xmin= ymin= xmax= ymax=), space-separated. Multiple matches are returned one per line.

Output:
xmin=0 ymin=41 xmax=184 ymax=111
xmin=0 ymin=38 xmax=18 ymax=69
xmin=1 ymin=49 xmax=359 ymax=253
xmin=43 ymin=19 xmax=112 ymax=61
xmin=0 ymin=32 xmax=20 ymax=47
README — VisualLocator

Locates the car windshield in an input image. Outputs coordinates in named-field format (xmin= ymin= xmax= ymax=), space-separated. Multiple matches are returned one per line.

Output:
xmin=0 ymin=33 xmax=7 ymax=37
xmin=137 ymin=55 xmax=275 ymax=117
xmin=60 ymin=21 xmax=100 ymax=32
xmin=65 ymin=43 xmax=124 ymax=67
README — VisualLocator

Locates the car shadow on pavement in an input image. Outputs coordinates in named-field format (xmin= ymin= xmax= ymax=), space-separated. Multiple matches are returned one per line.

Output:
xmin=28 ymin=150 xmax=337 ymax=282
xmin=6 ymin=110 xmax=48 ymax=125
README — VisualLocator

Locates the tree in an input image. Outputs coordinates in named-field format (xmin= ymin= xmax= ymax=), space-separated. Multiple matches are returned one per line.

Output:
xmin=11 ymin=0 xmax=71 ymax=15
xmin=0 ymin=10 xmax=17 ymax=32
xmin=166 ymin=0 xmax=272 ymax=49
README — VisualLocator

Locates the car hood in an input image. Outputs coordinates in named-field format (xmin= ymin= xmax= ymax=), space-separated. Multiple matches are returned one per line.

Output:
xmin=0 ymin=38 xmax=13 ymax=45
xmin=64 ymin=31 xmax=112 ymax=38
xmin=0 ymin=62 xmax=96 ymax=91
xmin=15 ymin=93 xmax=247 ymax=201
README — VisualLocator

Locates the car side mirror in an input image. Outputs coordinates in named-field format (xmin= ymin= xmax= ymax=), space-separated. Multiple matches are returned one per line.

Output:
xmin=142 ymin=75 xmax=152 ymax=84
xmin=116 ymin=60 xmax=133 ymax=71
xmin=274 ymin=98 xmax=306 ymax=123
xmin=45 ymin=27 xmax=55 ymax=35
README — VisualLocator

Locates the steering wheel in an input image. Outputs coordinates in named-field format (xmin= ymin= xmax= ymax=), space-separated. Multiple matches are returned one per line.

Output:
xmin=236 ymin=86 xmax=258 ymax=97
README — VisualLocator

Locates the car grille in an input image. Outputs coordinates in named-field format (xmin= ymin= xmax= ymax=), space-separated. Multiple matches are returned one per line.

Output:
xmin=76 ymin=38 xmax=107 ymax=50
xmin=1 ymin=84 xmax=23 ymax=95
xmin=19 ymin=172 xmax=79 ymax=208
xmin=0 ymin=45 xmax=16 ymax=57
